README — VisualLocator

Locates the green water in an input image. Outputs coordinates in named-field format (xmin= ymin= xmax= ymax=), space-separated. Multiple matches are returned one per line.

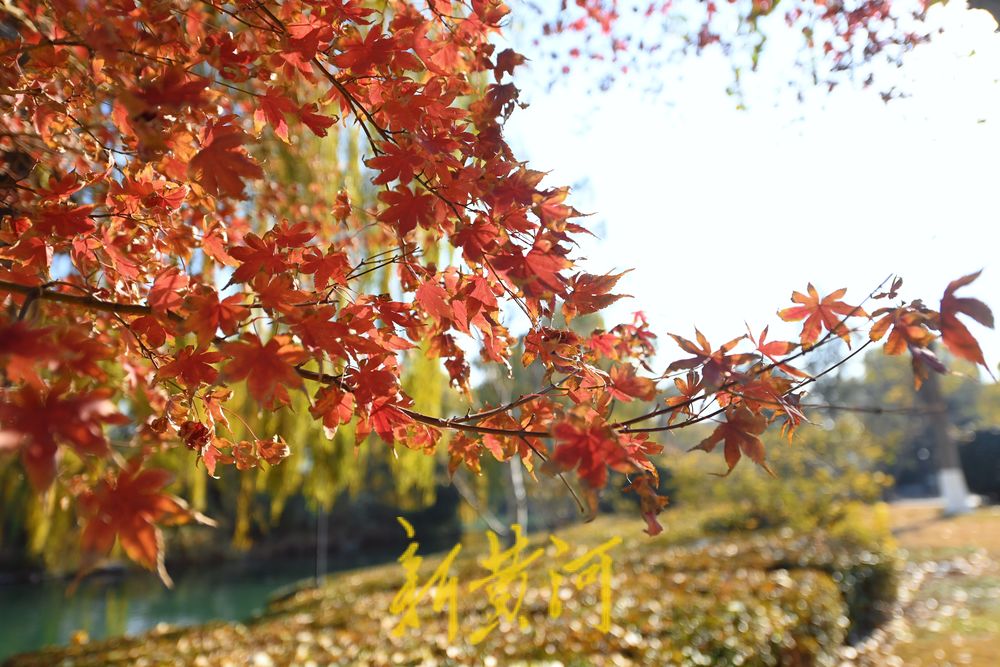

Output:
xmin=0 ymin=557 xmax=323 ymax=660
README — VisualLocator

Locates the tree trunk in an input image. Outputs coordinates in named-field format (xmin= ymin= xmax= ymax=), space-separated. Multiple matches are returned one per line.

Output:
xmin=316 ymin=506 xmax=328 ymax=585
xmin=919 ymin=367 xmax=971 ymax=515
xmin=509 ymin=457 xmax=528 ymax=533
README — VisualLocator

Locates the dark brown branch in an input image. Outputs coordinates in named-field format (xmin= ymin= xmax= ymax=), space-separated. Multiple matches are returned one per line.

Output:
xmin=0 ymin=280 xmax=162 ymax=317
xmin=452 ymin=376 xmax=571 ymax=424
xmin=399 ymin=407 xmax=549 ymax=438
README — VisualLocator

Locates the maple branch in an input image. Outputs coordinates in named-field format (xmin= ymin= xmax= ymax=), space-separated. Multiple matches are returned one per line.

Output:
xmin=619 ymin=337 xmax=880 ymax=436
xmin=197 ymin=0 xmax=276 ymax=33
xmin=0 ymin=280 xmax=160 ymax=317
xmin=619 ymin=407 xmax=726 ymax=435
xmin=399 ymin=408 xmax=549 ymax=438
xmin=248 ymin=2 xmax=286 ymax=33
xmin=293 ymin=366 xmax=550 ymax=437
xmin=788 ymin=401 xmax=943 ymax=415
xmin=611 ymin=275 xmax=892 ymax=429
xmin=0 ymin=39 xmax=89 ymax=59
xmin=451 ymin=376 xmax=571 ymax=424
xmin=313 ymin=59 xmax=392 ymax=149
xmin=0 ymin=279 xmax=686 ymax=439
xmin=792 ymin=338 xmax=875 ymax=392
xmin=608 ymin=332 xmax=841 ymax=430
xmin=484 ymin=256 xmax=534 ymax=324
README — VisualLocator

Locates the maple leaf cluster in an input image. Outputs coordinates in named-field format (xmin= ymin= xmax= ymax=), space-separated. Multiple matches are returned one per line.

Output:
xmin=0 ymin=0 xmax=992 ymax=579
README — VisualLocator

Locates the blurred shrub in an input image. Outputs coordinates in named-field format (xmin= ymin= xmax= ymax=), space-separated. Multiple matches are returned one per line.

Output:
xmin=671 ymin=415 xmax=893 ymax=536
xmin=644 ymin=569 xmax=847 ymax=667
xmin=959 ymin=429 xmax=1000 ymax=499
xmin=627 ymin=524 xmax=898 ymax=644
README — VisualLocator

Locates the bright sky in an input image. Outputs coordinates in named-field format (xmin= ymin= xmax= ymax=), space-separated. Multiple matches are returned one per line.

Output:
xmin=504 ymin=1 xmax=1000 ymax=373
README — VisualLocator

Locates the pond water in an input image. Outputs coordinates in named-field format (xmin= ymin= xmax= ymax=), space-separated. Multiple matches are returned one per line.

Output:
xmin=0 ymin=556 xmax=327 ymax=660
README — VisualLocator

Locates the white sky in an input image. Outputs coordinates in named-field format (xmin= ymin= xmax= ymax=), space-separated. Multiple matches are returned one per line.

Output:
xmin=504 ymin=1 xmax=1000 ymax=373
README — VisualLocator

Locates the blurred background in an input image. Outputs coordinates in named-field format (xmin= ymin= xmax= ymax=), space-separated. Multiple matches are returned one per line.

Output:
xmin=3 ymin=1 xmax=1000 ymax=665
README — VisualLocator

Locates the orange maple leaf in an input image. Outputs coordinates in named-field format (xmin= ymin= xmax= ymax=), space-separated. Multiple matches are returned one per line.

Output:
xmin=607 ymin=364 xmax=656 ymax=402
xmin=691 ymin=405 xmax=773 ymax=477
xmin=666 ymin=329 xmax=754 ymax=390
xmin=561 ymin=271 xmax=630 ymax=322
xmin=749 ymin=325 xmax=807 ymax=378
xmin=778 ymin=284 xmax=866 ymax=348
xmin=869 ymin=304 xmax=936 ymax=356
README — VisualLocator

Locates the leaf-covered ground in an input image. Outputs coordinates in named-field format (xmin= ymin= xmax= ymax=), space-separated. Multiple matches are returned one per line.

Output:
xmin=5 ymin=509 xmax=904 ymax=667
xmin=11 ymin=503 xmax=1000 ymax=667
xmin=889 ymin=504 xmax=1000 ymax=667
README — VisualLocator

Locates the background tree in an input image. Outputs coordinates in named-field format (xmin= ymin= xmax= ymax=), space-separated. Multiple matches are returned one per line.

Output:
xmin=522 ymin=0 xmax=994 ymax=98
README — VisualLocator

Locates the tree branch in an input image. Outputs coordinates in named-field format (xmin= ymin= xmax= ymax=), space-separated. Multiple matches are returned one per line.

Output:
xmin=0 ymin=280 xmax=161 ymax=317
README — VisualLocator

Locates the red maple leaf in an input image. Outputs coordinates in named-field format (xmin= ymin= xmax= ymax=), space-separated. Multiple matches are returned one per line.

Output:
xmin=297 ymin=102 xmax=337 ymax=137
xmin=156 ymin=346 xmax=224 ymax=388
xmin=185 ymin=289 xmax=249 ymax=346
xmin=367 ymin=141 xmax=424 ymax=185
xmin=607 ymin=364 xmax=656 ymax=402
xmin=301 ymin=247 xmax=350 ymax=289
xmin=227 ymin=233 xmax=288 ymax=285
xmin=79 ymin=462 xmax=213 ymax=585
xmin=188 ymin=117 xmax=264 ymax=198
xmin=310 ymin=385 xmax=356 ymax=435
xmin=0 ymin=320 xmax=53 ymax=386
xmin=550 ymin=414 xmax=630 ymax=488
xmin=691 ymin=405 xmax=772 ymax=477
xmin=562 ymin=271 xmax=630 ymax=322
xmin=377 ymin=185 xmax=435 ymax=235
xmin=415 ymin=280 xmax=452 ymax=321
xmin=939 ymin=270 xmax=994 ymax=370
xmin=356 ymin=397 xmax=413 ymax=445
xmin=254 ymin=87 xmax=296 ymax=142
xmin=148 ymin=266 xmax=189 ymax=313
xmin=0 ymin=386 xmax=125 ymax=490
xmin=222 ymin=335 xmax=307 ymax=408
xmin=35 ymin=204 xmax=96 ymax=237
